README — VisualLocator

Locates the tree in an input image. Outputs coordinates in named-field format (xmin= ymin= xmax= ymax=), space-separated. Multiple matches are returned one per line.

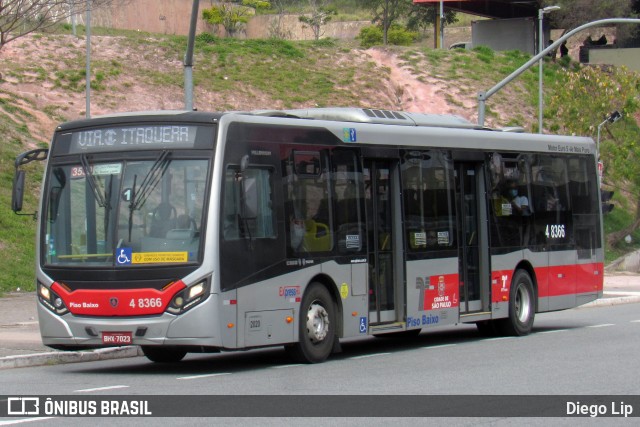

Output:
xmin=357 ymin=0 xmax=413 ymax=45
xmin=267 ymin=0 xmax=291 ymax=39
xmin=0 ymin=0 xmax=120 ymax=52
xmin=202 ymin=1 xmax=270 ymax=38
xmin=406 ymin=2 xmax=458 ymax=36
xmin=298 ymin=0 xmax=337 ymax=41
xmin=546 ymin=65 xmax=640 ymax=246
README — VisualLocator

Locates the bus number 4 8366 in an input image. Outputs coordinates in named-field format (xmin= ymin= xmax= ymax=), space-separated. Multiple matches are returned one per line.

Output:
xmin=129 ymin=298 xmax=162 ymax=308
xmin=545 ymin=224 xmax=565 ymax=239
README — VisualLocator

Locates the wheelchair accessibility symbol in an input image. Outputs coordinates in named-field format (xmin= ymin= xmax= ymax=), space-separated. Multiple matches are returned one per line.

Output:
xmin=359 ymin=317 xmax=367 ymax=334
xmin=116 ymin=248 xmax=132 ymax=265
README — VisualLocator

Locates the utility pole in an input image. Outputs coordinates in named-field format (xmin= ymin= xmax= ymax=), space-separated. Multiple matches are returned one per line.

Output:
xmin=85 ymin=0 xmax=92 ymax=119
xmin=184 ymin=0 xmax=200 ymax=111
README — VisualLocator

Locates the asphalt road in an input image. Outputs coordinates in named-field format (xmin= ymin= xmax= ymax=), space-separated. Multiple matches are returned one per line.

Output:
xmin=1 ymin=303 xmax=638 ymax=396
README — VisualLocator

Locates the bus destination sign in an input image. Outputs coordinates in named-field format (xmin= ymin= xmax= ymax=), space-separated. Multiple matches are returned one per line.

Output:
xmin=69 ymin=125 xmax=198 ymax=153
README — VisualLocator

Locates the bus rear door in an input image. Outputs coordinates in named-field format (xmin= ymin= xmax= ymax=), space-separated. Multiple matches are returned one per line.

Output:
xmin=364 ymin=157 xmax=404 ymax=327
xmin=455 ymin=161 xmax=491 ymax=317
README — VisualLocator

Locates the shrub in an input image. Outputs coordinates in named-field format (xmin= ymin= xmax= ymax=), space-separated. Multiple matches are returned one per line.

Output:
xmin=388 ymin=26 xmax=418 ymax=46
xmin=357 ymin=25 xmax=382 ymax=48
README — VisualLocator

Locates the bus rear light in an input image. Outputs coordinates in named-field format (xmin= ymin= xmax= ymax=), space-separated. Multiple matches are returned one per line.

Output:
xmin=166 ymin=279 xmax=210 ymax=315
xmin=38 ymin=282 xmax=68 ymax=315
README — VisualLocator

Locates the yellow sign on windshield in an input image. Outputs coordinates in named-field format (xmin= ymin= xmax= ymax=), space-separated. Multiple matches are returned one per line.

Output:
xmin=132 ymin=252 xmax=188 ymax=264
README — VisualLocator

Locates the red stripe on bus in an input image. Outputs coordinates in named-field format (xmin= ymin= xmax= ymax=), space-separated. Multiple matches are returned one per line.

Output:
xmin=51 ymin=281 xmax=186 ymax=316
xmin=492 ymin=262 xmax=603 ymax=301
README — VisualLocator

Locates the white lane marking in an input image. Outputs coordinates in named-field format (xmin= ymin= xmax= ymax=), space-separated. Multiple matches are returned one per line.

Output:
xmin=176 ymin=372 xmax=232 ymax=380
xmin=272 ymin=364 xmax=304 ymax=369
xmin=631 ymin=320 xmax=640 ymax=323
xmin=587 ymin=323 xmax=615 ymax=328
xmin=539 ymin=329 xmax=568 ymax=334
xmin=0 ymin=418 xmax=55 ymax=425
xmin=423 ymin=344 xmax=457 ymax=349
xmin=349 ymin=352 xmax=391 ymax=360
xmin=74 ymin=385 xmax=129 ymax=393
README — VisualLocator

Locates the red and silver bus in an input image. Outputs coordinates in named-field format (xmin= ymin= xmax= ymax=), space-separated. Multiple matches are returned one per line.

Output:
xmin=12 ymin=108 xmax=604 ymax=363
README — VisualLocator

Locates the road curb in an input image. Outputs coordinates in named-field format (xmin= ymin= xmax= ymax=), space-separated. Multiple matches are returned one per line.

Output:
xmin=583 ymin=295 xmax=640 ymax=307
xmin=0 ymin=346 xmax=143 ymax=370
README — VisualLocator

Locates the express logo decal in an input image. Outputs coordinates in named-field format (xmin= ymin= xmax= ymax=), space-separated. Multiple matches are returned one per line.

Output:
xmin=279 ymin=286 xmax=301 ymax=302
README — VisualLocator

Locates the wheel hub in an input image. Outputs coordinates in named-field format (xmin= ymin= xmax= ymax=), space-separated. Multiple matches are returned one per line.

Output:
xmin=515 ymin=284 xmax=531 ymax=323
xmin=306 ymin=302 xmax=330 ymax=343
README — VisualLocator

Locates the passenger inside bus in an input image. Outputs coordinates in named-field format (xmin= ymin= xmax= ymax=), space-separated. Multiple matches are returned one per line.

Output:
xmin=494 ymin=180 xmax=529 ymax=216
xmin=149 ymin=202 xmax=176 ymax=237
xmin=507 ymin=180 xmax=530 ymax=216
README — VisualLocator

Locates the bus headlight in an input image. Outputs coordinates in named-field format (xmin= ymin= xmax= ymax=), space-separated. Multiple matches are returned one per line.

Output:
xmin=38 ymin=282 xmax=69 ymax=315
xmin=167 ymin=279 xmax=210 ymax=314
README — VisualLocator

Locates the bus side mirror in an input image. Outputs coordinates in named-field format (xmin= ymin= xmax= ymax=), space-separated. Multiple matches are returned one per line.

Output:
xmin=11 ymin=170 xmax=25 ymax=213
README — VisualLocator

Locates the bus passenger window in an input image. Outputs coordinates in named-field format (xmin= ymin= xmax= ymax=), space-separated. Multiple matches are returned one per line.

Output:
xmin=285 ymin=150 xmax=333 ymax=253
xmin=223 ymin=166 xmax=276 ymax=241
xmin=401 ymin=150 xmax=456 ymax=252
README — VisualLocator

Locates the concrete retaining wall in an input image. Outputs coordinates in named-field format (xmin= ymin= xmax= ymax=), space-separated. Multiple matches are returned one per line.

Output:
xmin=85 ymin=0 xmax=368 ymax=40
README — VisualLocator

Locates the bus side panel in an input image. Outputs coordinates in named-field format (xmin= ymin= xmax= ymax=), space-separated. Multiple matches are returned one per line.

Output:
xmin=218 ymin=289 xmax=238 ymax=349
xmin=321 ymin=260 xmax=368 ymax=338
xmin=235 ymin=265 xmax=322 ymax=348
xmin=576 ymin=260 xmax=604 ymax=298
xmin=405 ymin=258 xmax=459 ymax=329
xmin=546 ymin=250 xmax=577 ymax=311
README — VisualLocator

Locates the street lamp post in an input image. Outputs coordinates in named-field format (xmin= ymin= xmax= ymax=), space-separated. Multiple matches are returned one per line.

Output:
xmin=538 ymin=5 xmax=560 ymax=134
xmin=596 ymin=110 xmax=622 ymax=156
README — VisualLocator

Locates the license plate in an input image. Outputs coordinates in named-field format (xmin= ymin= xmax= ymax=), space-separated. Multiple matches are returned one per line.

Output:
xmin=102 ymin=331 xmax=132 ymax=345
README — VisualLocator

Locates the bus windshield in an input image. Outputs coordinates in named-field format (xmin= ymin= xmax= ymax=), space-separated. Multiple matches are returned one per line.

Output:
xmin=44 ymin=156 xmax=209 ymax=267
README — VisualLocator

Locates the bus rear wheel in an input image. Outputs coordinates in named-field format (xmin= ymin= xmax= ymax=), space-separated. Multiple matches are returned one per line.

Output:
xmin=142 ymin=346 xmax=187 ymax=363
xmin=285 ymin=283 xmax=336 ymax=363
xmin=497 ymin=270 xmax=535 ymax=336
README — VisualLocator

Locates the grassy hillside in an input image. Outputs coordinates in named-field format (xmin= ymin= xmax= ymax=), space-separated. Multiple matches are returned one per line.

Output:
xmin=0 ymin=27 xmax=639 ymax=294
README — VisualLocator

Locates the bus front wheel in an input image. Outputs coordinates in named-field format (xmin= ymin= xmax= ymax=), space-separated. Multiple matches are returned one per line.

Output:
xmin=286 ymin=282 xmax=336 ymax=363
xmin=142 ymin=346 xmax=187 ymax=363
xmin=498 ymin=270 xmax=535 ymax=336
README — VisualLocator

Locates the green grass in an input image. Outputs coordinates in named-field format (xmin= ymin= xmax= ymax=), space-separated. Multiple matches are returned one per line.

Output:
xmin=0 ymin=110 xmax=44 ymax=295
xmin=1 ymin=26 xmax=640 ymax=293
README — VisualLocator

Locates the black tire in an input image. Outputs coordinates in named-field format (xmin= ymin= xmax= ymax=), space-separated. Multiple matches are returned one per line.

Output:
xmin=497 ymin=269 xmax=535 ymax=336
xmin=141 ymin=346 xmax=187 ymax=363
xmin=285 ymin=282 xmax=336 ymax=363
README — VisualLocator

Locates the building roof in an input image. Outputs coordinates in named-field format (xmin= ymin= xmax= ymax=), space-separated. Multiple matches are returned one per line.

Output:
xmin=413 ymin=1 xmax=541 ymax=19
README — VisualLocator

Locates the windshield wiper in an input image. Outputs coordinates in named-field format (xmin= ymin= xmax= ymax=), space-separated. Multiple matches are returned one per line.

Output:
xmin=130 ymin=150 xmax=171 ymax=211
xmin=125 ymin=151 xmax=171 ymax=241
xmin=81 ymin=154 xmax=108 ymax=208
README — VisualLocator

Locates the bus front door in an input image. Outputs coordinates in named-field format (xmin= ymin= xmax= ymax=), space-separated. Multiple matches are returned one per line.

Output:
xmin=365 ymin=159 xmax=400 ymax=324
xmin=455 ymin=162 xmax=491 ymax=315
